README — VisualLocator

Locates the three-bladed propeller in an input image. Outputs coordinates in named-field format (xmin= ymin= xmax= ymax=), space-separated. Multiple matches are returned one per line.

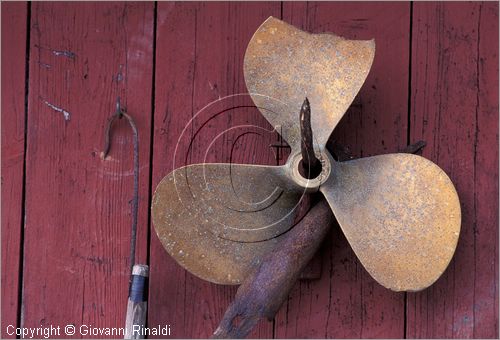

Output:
xmin=152 ymin=17 xmax=460 ymax=291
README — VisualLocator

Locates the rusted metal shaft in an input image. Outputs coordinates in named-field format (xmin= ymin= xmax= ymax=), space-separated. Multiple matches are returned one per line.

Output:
xmin=299 ymin=98 xmax=322 ymax=179
xmin=212 ymin=197 xmax=333 ymax=339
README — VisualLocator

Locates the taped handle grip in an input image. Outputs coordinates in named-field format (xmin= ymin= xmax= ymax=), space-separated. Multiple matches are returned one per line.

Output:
xmin=125 ymin=264 xmax=149 ymax=339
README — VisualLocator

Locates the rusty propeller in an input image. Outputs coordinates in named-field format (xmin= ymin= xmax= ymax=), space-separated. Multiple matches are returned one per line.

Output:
xmin=152 ymin=17 xmax=461 ymax=292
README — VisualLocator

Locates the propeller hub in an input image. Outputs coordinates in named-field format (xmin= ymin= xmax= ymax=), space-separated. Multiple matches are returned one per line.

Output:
xmin=287 ymin=149 xmax=333 ymax=193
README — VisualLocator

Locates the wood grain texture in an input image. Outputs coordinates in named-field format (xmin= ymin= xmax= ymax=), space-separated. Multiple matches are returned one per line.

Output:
xmin=22 ymin=2 xmax=154 ymax=336
xmin=406 ymin=2 xmax=499 ymax=338
xmin=148 ymin=2 xmax=281 ymax=338
xmin=1 ymin=2 xmax=28 ymax=337
xmin=2 ymin=2 xmax=498 ymax=338
xmin=274 ymin=2 xmax=410 ymax=338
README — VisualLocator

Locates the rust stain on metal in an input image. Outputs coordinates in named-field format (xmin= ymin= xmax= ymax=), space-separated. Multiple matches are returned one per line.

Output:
xmin=151 ymin=17 xmax=461 ymax=291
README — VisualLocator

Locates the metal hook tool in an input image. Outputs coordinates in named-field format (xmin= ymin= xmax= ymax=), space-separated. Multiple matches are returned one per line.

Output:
xmin=102 ymin=97 xmax=148 ymax=339
xmin=102 ymin=96 xmax=139 ymax=271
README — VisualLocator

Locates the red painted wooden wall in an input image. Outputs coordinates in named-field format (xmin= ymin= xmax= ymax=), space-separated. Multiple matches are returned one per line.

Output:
xmin=2 ymin=2 xmax=498 ymax=338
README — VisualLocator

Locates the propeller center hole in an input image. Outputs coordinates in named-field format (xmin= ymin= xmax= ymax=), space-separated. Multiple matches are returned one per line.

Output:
xmin=298 ymin=159 xmax=323 ymax=179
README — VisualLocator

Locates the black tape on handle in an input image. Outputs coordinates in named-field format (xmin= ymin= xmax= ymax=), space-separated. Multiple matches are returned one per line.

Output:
xmin=129 ymin=274 xmax=148 ymax=302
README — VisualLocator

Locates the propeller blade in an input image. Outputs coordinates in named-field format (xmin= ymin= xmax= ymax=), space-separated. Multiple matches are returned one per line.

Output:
xmin=152 ymin=163 xmax=305 ymax=284
xmin=244 ymin=16 xmax=375 ymax=152
xmin=320 ymin=153 xmax=461 ymax=291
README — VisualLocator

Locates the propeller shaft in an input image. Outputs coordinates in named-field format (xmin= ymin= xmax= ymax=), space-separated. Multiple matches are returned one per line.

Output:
xmin=299 ymin=98 xmax=322 ymax=179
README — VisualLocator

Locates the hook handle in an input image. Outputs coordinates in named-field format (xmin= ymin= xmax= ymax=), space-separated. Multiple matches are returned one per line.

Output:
xmin=102 ymin=96 xmax=127 ymax=158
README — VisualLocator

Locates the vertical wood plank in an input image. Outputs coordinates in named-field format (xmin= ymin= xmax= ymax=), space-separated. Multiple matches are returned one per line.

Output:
xmin=473 ymin=4 xmax=499 ymax=337
xmin=1 ymin=2 xmax=28 ymax=337
xmin=22 ymin=2 xmax=154 ymax=336
xmin=149 ymin=2 xmax=280 ymax=338
xmin=407 ymin=2 xmax=499 ymax=338
xmin=275 ymin=2 xmax=410 ymax=338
